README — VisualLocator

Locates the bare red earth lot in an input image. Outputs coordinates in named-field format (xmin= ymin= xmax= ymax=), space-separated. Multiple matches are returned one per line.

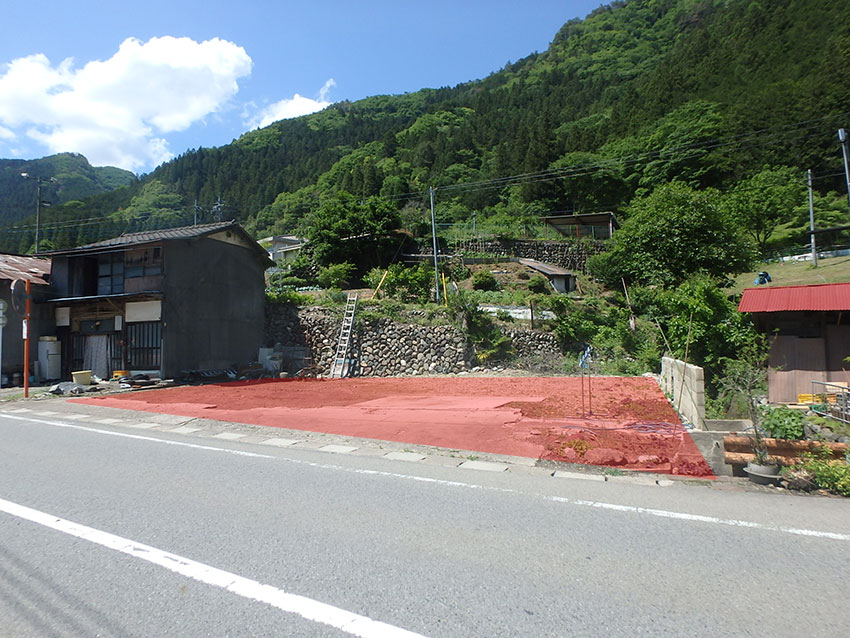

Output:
xmin=75 ymin=376 xmax=714 ymax=477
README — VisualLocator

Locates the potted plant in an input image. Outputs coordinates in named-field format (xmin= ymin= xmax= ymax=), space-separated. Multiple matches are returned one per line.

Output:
xmin=744 ymin=413 xmax=781 ymax=484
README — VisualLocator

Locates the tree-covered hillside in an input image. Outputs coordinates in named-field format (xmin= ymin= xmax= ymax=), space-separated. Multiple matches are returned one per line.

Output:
xmin=3 ymin=0 xmax=849 ymax=254
xmin=0 ymin=153 xmax=136 ymax=227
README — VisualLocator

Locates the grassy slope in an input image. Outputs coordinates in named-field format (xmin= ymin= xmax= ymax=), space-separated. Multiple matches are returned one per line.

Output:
xmin=731 ymin=254 xmax=850 ymax=295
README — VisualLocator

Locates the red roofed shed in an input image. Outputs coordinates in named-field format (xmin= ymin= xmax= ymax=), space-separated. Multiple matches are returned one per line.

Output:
xmin=739 ymin=283 xmax=850 ymax=402
xmin=739 ymin=282 xmax=850 ymax=313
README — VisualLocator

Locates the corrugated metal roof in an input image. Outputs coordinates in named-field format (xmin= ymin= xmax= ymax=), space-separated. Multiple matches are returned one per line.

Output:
xmin=518 ymin=258 xmax=574 ymax=276
xmin=738 ymin=282 xmax=850 ymax=313
xmin=0 ymin=253 xmax=50 ymax=285
xmin=77 ymin=221 xmax=237 ymax=249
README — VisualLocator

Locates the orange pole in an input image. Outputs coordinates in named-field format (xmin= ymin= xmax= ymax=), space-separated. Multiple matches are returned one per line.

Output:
xmin=24 ymin=280 xmax=30 ymax=398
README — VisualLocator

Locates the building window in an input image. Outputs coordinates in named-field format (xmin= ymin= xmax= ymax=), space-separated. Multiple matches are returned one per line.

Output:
xmin=97 ymin=254 xmax=124 ymax=295
xmin=126 ymin=321 xmax=162 ymax=370
xmin=125 ymin=247 xmax=163 ymax=279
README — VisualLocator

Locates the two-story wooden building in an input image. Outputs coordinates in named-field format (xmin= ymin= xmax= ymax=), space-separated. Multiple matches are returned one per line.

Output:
xmin=44 ymin=221 xmax=273 ymax=380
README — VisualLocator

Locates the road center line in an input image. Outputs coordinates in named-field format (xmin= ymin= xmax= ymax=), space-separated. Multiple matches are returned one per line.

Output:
xmin=4 ymin=412 xmax=850 ymax=542
xmin=0 ymin=497 xmax=427 ymax=638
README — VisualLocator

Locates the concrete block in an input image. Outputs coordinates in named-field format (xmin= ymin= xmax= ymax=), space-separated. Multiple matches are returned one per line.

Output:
xmin=384 ymin=451 xmax=426 ymax=462
xmin=168 ymin=426 xmax=203 ymax=435
xmin=552 ymin=470 xmax=605 ymax=482
xmin=459 ymin=460 xmax=509 ymax=472
xmin=261 ymin=437 xmax=301 ymax=447
xmin=319 ymin=444 xmax=359 ymax=454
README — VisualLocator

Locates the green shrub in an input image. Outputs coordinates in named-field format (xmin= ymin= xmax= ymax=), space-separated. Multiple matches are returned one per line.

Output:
xmin=528 ymin=275 xmax=550 ymax=295
xmin=374 ymin=263 xmax=434 ymax=303
xmin=317 ymin=262 xmax=355 ymax=289
xmin=270 ymin=275 xmax=308 ymax=288
xmin=265 ymin=288 xmax=311 ymax=305
xmin=472 ymin=270 xmax=499 ymax=291
xmin=450 ymin=261 xmax=471 ymax=281
xmin=789 ymin=447 xmax=850 ymax=496
xmin=449 ymin=291 xmax=513 ymax=362
xmin=760 ymin=406 xmax=805 ymax=440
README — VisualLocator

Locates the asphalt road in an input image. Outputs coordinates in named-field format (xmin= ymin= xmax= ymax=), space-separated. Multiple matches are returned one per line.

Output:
xmin=1 ymin=410 xmax=849 ymax=637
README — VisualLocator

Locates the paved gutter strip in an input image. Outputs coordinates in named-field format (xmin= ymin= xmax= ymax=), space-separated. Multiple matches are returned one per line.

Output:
xmin=383 ymin=451 xmax=427 ymax=462
xmin=260 ymin=437 xmax=301 ymax=447
xmin=319 ymin=444 xmax=359 ymax=454
xmin=167 ymin=426 xmax=203 ymax=434
xmin=459 ymin=460 xmax=509 ymax=472
xmin=0 ymin=401 xmax=693 ymax=487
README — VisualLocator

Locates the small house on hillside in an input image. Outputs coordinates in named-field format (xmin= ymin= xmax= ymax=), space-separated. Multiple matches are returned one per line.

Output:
xmin=0 ymin=253 xmax=53 ymax=384
xmin=541 ymin=212 xmax=620 ymax=240
xmin=738 ymin=282 xmax=850 ymax=402
xmin=42 ymin=221 xmax=273 ymax=380
xmin=261 ymin=234 xmax=306 ymax=264
xmin=518 ymin=258 xmax=577 ymax=293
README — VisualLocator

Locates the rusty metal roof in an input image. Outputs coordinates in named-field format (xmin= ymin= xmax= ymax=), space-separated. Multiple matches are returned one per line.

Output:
xmin=0 ymin=253 xmax=50 ymax=285
xmin=738 ymin=282 xmax=850 ymax=312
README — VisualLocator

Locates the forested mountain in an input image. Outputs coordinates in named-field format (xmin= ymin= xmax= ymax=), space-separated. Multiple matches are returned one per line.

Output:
xmin=0 ymin=153 xmax=136 ymax=225
xmin=4 ymin=0 xmax=849 ymax=254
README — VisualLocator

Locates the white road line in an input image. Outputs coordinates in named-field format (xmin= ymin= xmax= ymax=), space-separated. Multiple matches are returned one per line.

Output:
xmin=274 ymin=459 xmax=850 ymax=543
xmin=0 ymin=497 xmax=426 ymax=638
xmin=4 ymin=412 xmax=849 ymax=543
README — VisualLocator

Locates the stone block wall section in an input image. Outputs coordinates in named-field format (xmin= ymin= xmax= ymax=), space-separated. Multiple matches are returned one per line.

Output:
xmin=265 ymin=304 xmax=562 ymax=377
xmin=660 ymin=356 xmax=706 ymax=429
xmin=447 ymin=238 xmax=607 ymax=272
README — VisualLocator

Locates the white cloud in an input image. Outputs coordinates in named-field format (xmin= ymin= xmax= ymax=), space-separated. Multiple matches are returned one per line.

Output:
xmin=247 ymin=78 xmax=335 ymax=129
xmin=0 ymin=124 xmax=14 ymax=140
xmin=0 ymin=36 xmax=252 ymax=171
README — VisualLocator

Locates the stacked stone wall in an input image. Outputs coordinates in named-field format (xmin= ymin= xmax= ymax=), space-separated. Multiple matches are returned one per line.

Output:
xmin=264 ymin=304 xmax=562 ymax=376
xmin=447 ymin=238 xmax=607 ymax=272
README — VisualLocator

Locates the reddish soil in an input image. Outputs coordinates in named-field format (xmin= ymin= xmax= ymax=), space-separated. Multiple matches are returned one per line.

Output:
xmin=74 ymin=376 xmax=714 ymax=477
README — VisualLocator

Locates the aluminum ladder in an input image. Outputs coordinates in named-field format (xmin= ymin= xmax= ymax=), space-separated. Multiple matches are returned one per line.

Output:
xmin=330 ymin=293 xmax=358 ymax=378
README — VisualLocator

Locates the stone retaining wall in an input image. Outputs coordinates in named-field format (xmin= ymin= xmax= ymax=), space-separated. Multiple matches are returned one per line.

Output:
xmin=265 ymin=304 xmax=562 ymax=376
xmin=447 ymin=238 xmax=607 ymax=272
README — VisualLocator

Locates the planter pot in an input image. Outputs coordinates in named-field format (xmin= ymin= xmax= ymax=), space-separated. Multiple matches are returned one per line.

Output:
xmin=744 ymin=462 xmax=781 ymax=485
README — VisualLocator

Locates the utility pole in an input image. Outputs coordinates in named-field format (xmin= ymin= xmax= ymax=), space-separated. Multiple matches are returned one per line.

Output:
xmin=429 ymin=186 xmax=440 ymax=304
xmin=20 ymin=173 xmax=55 ymax=253
xmin=808 ymin=169 xmax=817 ymax=267
xmin=839 ymin=129 xmax=850 ymax=210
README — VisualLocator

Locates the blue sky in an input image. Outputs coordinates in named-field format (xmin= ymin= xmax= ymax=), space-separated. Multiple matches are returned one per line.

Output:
xmin=0 ymin=1 xmax=602 ymax=173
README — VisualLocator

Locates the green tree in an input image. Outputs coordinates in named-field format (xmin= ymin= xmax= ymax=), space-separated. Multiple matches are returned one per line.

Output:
xmin=587 ymin=181 xmax=753 ymax=287
xmin=726 ymin=166 xmax=806 ymax=255
xmin=299 ymin=193 xmax=401 ymax=275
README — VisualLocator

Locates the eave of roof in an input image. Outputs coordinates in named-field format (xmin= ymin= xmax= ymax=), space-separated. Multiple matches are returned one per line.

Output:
xmin=738 ymin=282 xmax=850 ymax=313
xmin=44 ymin=291 xmax=163 ymax=304
xmin=0 ymin=253 xmax=51 ymax=285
